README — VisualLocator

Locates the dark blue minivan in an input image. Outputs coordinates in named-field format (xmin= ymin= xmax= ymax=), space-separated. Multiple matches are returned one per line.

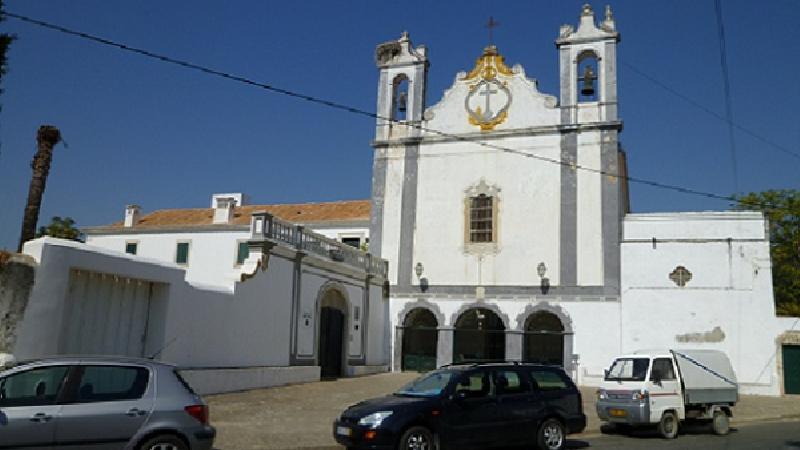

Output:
xmin=334 ymin=362 xmax=585 ymax=450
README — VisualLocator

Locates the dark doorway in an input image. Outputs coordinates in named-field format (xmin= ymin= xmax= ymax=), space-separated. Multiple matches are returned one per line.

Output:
xmin=783 ymin=345 xmax=800 ymax=394
xmin=401 ymin=308 xmax=438 ymax=372
xmin=453 ymin=308 xmax=505 ymax=363
xmin=523 ymin=311 xmax=565 ymax=366
xmin=319 ymin=306 xmax=345 ymax=379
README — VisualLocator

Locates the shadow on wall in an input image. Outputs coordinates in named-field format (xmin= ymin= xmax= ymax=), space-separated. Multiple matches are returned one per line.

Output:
xmin=0 ymin=253 xmax=36 ymax=357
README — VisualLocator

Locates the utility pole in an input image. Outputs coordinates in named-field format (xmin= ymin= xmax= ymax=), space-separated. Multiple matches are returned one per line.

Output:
xmin=18 ymin=125 xmax=61 ymax=252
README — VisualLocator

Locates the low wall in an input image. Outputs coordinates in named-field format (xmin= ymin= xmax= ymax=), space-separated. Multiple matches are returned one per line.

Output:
xmin=347 ymin=364 xmax=390 ymax=377
xmin=180 ymin=365 xmax=321 ymax=395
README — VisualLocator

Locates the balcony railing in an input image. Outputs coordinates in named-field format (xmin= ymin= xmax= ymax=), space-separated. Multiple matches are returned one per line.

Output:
xmin=250 ymin=211 xmax=388 ymax=278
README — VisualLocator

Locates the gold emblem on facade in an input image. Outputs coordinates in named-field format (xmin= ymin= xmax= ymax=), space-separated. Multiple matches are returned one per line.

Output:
xmin=463 ymin=46 xmax=513 ymax=131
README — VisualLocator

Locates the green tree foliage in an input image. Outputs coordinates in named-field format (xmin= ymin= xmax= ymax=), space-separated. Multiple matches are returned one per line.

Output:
xmin=0 ymin=0 xmax=15 ymax=93
xmin=36 ymin=216 xmax=82 ymax=241
xmin=736 ymin=190 xmax=800 ymax=317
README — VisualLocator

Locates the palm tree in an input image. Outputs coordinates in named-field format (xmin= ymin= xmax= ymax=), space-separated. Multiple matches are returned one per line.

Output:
xmin=18 ymin=125 xmax=62 ymax=252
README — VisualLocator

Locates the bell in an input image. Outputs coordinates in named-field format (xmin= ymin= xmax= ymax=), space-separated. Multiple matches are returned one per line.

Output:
xmin=580 ymin=65 xmax=596 ymax=97
xmin=397 ymin=91 xmax=407 ymax=113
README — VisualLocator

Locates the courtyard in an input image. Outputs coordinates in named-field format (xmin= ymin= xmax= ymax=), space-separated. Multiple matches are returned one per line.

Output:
xmin=206 ymin=372 xmax=800 ymax=450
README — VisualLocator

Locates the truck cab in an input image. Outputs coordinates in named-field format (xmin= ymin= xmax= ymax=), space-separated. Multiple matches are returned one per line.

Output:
xmin=596 ymin=349 xmax=737 ymax=439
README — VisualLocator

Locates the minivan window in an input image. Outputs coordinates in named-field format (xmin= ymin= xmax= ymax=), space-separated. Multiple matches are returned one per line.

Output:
xmin=606 ymin=357 xmax=649 ymax=381
xmin=76 ymin=365 xmax=149 ymax=403
xmin=455 ymin=370 xmax=494 ymax=399
xmin=396 ymin=370 xmax=455 ymax=397
xmin=0 ymin=365 xmax=69 ymax=407
xmin=530 ymin=369 xmax=569 ymax=391
xmin=495 ymin=369 xmax=527 ymax=395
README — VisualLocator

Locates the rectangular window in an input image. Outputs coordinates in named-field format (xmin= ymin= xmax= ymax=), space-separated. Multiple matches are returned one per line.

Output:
xmin=0 ymin=365 xmax=70 ymax=407
xmin=469 ymin=195 xmax=493 ymax=243
xmin=529 ymin=369 xmax=570 ymax=391
xmin=76 ymin=365 xmax=149 ymax=403
xmin=236 ymin=241 xmax=250 ymax=265
xmin=341 ymin=237 xmax=361 ymax=248
xmin=495 ymin=369 xmax=527 ymax=395
xmin=175 ymin=242 xmax=190 ymax=265
xmin=455 ymin=369 xmax=495 ymax=398
xmin=651 ymin=358 xmax=676 ymax=381
xmin=125 ymin=242 xmax=138 ymax=255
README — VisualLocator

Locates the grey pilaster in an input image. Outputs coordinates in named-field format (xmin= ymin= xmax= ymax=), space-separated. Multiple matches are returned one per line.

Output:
xmin=397 ymin=143 xmax=419 ymax=288
xmin=369 ymin=148 xmax=387 ymax=258
xmin=436 ymin=326 xmax=454 ymax=368
xmin=560 ymin=133 xmax=578 ymax=286
xmin=506 ymin=330 xmax=523 ymax=362
xmin=601 ymin=130 xmax=621 ymax=293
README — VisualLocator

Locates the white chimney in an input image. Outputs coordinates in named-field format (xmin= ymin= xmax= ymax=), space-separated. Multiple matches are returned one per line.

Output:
xmin=124 ymin=205 xmax=141 ymax=228
xmin=213 ymin=197 xmax=237 ymax=224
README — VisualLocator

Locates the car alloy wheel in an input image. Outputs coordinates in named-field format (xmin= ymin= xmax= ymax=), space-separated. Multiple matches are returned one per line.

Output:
xmin=538 ymin=418 xmax=565 ymax=450
xmin=147 ymin=445 xmax=179 ymax=450
xmin=399 ymin=426 xmax=433 ymax=450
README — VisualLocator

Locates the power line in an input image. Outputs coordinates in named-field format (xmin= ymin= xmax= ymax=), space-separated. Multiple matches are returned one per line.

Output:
xmin=619 ymin=60 xmax=800 ymax=162
xmin=714 ymin=0 xmax=740 ymax=193
xmin=1 ymin=10 xmax=786 ymax=212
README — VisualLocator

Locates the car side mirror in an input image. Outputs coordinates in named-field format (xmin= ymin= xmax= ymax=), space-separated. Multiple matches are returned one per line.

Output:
xmin=651 ymin=371 xmax=662 ymax=385
xmin=604 ymin=369 xmax=609 ymax=378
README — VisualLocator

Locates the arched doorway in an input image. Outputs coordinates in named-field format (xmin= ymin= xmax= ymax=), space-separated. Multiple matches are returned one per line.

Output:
xmin=401 ymin=308 xmax=438 ymax=372
xmin=318 ymin=288 xmax=348 ymax=379
xmin=453 ymin=308 xmax=505 ymax=363
xmin=523 ymin=311 xmax=565 ymax=366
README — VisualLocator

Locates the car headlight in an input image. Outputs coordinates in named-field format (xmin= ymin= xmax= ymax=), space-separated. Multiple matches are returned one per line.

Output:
xmin=632 ymin=390 xmax=648 ymax=401
xmin=358 ymin=411 xmax=393 ymax=428
xmin=597 ymin=389 xmax=607 ymax=400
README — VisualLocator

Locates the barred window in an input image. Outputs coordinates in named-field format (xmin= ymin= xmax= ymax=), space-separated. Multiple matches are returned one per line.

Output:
xmin=469 ymin=194 xmax=494 ymax=243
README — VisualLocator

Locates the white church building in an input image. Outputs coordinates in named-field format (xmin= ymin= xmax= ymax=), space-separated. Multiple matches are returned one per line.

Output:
xmin=25 ymin=4 xmax=796 ymax=395
xmin=367 ymin=5 xmax=797 ymax=396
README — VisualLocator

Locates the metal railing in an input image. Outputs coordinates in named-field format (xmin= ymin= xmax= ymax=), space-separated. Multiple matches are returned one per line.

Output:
xmin=250 ymin=211 xmax=388 ymax=278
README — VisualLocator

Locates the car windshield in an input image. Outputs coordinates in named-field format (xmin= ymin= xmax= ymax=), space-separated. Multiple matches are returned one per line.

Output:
xmin=606 ymin=358 xmax=650 ymax=381
xmin=396 ymin=370 xmax=456 ymax=397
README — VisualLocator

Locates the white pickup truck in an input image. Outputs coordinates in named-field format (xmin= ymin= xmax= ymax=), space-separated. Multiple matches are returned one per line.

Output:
xmin=595 ymin=349 xmax=738 ymax=438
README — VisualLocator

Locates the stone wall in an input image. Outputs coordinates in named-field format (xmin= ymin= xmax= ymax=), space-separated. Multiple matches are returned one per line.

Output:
xmin=0 ymin=252 xmax=36 ymax=355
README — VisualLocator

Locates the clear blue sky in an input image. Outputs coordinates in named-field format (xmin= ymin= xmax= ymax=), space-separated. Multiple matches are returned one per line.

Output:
xmin=1 ymin=0 xmax=798 ymax=250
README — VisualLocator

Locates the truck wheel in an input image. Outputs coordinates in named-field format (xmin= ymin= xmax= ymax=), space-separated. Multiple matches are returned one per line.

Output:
xmin=712 ymin=410 xmax=730 ymax=435
xmin=536 ymin=418 xmax=565 ymax=450
xmin=658 ymin=411 xmax=678 ymax=439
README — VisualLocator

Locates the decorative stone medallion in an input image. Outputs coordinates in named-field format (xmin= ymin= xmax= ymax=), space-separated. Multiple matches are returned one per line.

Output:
xmin=462 ymin=46 xmax=513 ymax=131
xmin=669 ymin=265 xmax=692 ymax=287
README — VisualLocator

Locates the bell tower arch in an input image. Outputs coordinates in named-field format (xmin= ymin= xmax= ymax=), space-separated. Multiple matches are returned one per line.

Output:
xmin=374 ymin=32 xmax=429 ymax=140
xmin=557 ymin=4 xmax=619 ymax=124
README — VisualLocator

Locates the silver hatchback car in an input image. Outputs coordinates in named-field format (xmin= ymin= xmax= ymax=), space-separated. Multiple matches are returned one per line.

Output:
xmin=0 ymin=356 xmax=215 ymax=450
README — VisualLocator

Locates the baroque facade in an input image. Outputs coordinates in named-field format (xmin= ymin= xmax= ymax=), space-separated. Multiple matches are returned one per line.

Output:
xmin=370 ymin=5 xmax=794 ymax=395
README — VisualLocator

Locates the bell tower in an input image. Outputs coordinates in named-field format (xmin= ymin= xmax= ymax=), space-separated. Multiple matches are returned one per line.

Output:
xmin=557 ymin=4 xmax=619 ymax=124
xmin=555 ymin=4 xmax=625 ymax=292
xmin=374 ymin=32 xmax=429 ymax=141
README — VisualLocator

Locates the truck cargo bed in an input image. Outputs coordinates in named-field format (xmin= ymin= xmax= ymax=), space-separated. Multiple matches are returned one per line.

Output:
xmin=673 ymin=350 xmax=738 ymax=405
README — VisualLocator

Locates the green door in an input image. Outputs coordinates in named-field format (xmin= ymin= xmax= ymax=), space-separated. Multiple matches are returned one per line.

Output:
xmin=783 ymin=345 xmax=800 ymax=395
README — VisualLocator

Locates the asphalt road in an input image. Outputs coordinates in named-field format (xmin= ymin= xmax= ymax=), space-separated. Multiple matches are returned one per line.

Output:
xmin=565 ymin=419 xmax=800 ymax=450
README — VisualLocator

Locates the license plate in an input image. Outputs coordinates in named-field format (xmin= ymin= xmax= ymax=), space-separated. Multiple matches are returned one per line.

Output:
xmin=336 ymin=426 xmax=352 ymax=436
xmin=609 ymin=408 xmax=627 ymax=417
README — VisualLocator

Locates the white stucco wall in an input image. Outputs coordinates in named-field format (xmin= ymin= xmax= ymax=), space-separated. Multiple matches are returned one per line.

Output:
xmin=15 ymin=238 xmax=388 ymax=393
xmin=620 ymin=212 xmax=781 ymax=395
xmin=412 ymin=135 xmax=563 ymax=286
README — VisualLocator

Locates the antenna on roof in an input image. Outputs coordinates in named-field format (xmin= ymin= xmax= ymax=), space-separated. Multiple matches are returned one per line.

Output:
xmin=147 ymin=336 xmax=177 ymax=360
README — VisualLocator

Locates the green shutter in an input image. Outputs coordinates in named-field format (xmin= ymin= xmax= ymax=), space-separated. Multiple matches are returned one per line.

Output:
xmin=237 ymin=242 xmax=250 ymax=265
xmin=176 ymin=242 xmax=189 ymax=264
xmin=125 ymin=242 xmax=137 ymax=255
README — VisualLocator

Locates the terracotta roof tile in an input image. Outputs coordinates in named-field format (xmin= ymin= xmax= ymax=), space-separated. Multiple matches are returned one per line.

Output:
xmin=98 ymin=200 xmax=371 ymax=230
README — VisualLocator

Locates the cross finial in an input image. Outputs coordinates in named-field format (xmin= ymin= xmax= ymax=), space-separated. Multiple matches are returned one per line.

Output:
xmin=486 ymin=16 xmax=500 ymax=45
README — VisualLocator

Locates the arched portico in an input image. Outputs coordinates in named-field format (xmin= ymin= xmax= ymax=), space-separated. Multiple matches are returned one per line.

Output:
xmin=516 ymin=303 xmax=574 ymax=372
xmin=394 ymin=300 xmax=444 ymax=372
xmin=453 ymin=307 xmax=507 ymax=363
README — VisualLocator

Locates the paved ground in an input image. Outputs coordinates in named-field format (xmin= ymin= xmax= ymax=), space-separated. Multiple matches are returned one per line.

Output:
xmin=206 ymin=372 xmax=800 ymax=450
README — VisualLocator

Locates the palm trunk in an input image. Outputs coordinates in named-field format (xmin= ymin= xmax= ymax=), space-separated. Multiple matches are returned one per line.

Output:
xmin=18 ymin=125 xmax=61 ymax=252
